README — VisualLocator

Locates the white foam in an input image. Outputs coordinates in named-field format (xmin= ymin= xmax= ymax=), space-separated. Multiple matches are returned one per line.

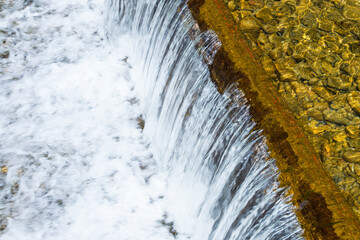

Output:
xmin=0 ymin=1 xmax=175 ymax=239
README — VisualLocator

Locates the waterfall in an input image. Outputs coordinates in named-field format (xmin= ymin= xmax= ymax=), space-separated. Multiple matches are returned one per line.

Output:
xmin=106 ymin=0 xmax=303 ymax=239
xmin=0 ymin=0 xmax=303 ymax=239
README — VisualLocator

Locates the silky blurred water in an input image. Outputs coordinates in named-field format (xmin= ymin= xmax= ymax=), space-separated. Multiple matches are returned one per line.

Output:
xmin=0 ymin=0 xmax=303 ymax=239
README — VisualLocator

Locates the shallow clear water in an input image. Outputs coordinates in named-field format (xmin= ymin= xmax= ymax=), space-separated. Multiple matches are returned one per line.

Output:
xmin=0 ymin=0 xmax=303 ymax=239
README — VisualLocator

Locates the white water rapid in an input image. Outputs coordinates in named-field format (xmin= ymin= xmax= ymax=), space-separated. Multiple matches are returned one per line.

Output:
xmin=0 ymin=0 xmax=303 ymax=239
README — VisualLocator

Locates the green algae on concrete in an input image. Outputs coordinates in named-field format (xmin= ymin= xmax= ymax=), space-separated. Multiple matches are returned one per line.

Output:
xmin=188 ymin=0 xmax=360 ymax=239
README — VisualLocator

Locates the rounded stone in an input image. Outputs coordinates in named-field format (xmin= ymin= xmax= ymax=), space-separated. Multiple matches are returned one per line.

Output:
xmin=347 ymin=91 xmax=360 ymax=115
xmin=255 ymin=7 xmax=273 ymax=23
xmin=344 ymin=150 xmax=360 ymax=163
xmin=323 ymin=109 xmax=351 ymax=125
xmin=240 ymin=17 xmax=261 ymax=35
xmin=228 ymin=1 xmax=236 ymax=11
xmin=344 ymin=5 xmax=360 ymax=21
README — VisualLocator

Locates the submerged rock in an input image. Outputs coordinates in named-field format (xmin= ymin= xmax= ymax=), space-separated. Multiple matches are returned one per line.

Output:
xmin=255 ymin=7 xmax=273 ymax=23
xmin=346 ymin=125 xmax=360 ymax=138
xmin=240 ymin=17 xmax=261 ymax=35
xmin=325 ymin=76 xmax=352 ymax=92
xmin=323 ymin=109 xmax=351 ymax=125
xmin=344 ymin=150 xmax=360 ymax=163
xmin=347 ymin=91 xmax=360 ymax=115
xmin=0 ymin=50 xmax=9 ymax=58
xmin=312 ymin=86 xmax=335 ymax=101
xmin=307 ymin=108 xmax=324 ymax=121
xmin=344 ymin=5 xmax=360 ymax=21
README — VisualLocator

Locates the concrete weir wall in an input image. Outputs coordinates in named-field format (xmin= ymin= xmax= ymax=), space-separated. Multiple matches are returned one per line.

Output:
xmin=187 ymin=0 xmax=360 ymax=239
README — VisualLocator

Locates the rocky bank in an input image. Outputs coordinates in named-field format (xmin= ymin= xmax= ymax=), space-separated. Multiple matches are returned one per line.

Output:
xmin=188 ymin=0 xmax=360 ymax=239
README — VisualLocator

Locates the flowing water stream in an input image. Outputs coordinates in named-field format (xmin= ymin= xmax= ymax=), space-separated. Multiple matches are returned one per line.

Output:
xmin=0 ymin=0 xmax=303 ymax=239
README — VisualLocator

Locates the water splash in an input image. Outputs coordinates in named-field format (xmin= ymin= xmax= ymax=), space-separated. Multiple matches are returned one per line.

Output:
xmin=107 ymin=0 xmax=303 ymax=239
xmin=0 ymin=0 xmax=303 ymax=239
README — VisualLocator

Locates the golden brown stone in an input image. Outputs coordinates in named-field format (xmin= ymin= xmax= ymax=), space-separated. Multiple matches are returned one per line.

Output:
xmin=312 ymin=86 xmax=335 ymax=102
xmin=347 ymin=91 xmax=360 ymax=115
xmin=333 ymin=131 xmax=348 ymax=142
xmin=323 ymin=109 xmax=351 ymax=125
xmin=344 ymin=150 xmax=360 ymax=163
xmin=255 ymin=7 xmax=273 ymax=23
xmin=228 ymin=1 xmax=236 ymax=10
xmin=346 ymin=125 xmax=360 ymax=138
xmin=261 ymin=55 xmax=277 ymax=78
xmin=239 ymin=17 xmax=261 ymax=35
xmin=1 ymin=166 xmax=7 ymax=174
xmin=344 ymin=5 xmax=360 ymax=21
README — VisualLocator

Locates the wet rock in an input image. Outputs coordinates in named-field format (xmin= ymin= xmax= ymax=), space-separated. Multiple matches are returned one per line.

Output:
xmin=348 ymin=59 xmax=360 ymax=77
xmin=312 ymin=86 xmax=335 ymax=101
xmin=290 ymin=81 xmax=308 ymax=94
xmin=349 ymin=139 xmax=360 ymax=149
xmin=275 ymin=3 xmax=295 ymax=17
xmin=0 ymin=215 xmax=7 ymax=232
xmin=268 ymin=33 xmax=282 ymax=45
xmin=352 ymin=117 xmax=360 ymax=125
xmin=346 ymin=125 xmax=360 ymax=138
xmin=309 ymin=42 xmax=326 ymax=57
xmin=0 ymin=28 xmax=16 ymax=37
xmin=347 ymin=91 xmax=360 ymax=115
xmin=308 ymin=120 xmax=330 ymax=134
xmin=344 ymin=164 xmax=358 ymax=179
xmin=344 ymin=5 xmax=360 ymax=21
xmin=279 ymin=16 xmax=300 ymax=29
xmin=1 ymin=166 xmax=7 ymax=174
xmin=275 ymin=56 xmax=296 ymax=70
xmin=0 ymin=50 xmax=9 ymax=58
xmin=313 ymin=0 xmax=327 ymax=8
xmin=258 ymin=31 xmax=268 ymax=44
xmin=344 ymin=150 xmax=360 ymax=163
xmin=349 ymin=42 xmax=360 ymax=54
xmin=307 ymin=108 xmax=324 ymax=121
xmin=292 ymin=50 xmax=306 ymax=62
xmin=342 ymin=35 xmax=358 ymax=45
xmin=333 ymin=24 xmax=348 ymax=36
xmin=282 ymin=41 xmax=294 ymax=56
xmin=323 ymin=109 xmax=351 ymax=125
xmin=342 ymin=50 xmax=354 ymax=62
xmin=11 ymin=182 xmax=19 ymax=195
xmin=325 ymin=76 xmax=351 ymax=92
xmin=333 ymin=131 xmax=347 ymax=142
xmin=261 ymin=55 xmax=277 ymax=78
xmin=262 ymin=21 xmax=278 ymax=34
xmin=231 ymin=12 xmax=241 ymax=23
xmin=269 ymin=47 xmax=283 ymax=60
xmin=255 ymin=7 xmax=273 ymax=23
xmin=324 ymin=7 xmax=345 ymax=23
xmin=136 ymin=115 xmax=145 ymax=130
xmin=302 ymin=11 xmax=317 ymax=27
xmin=297 ymin=65 xmax=318 ymax=81
xmin=278 ymin=69 xmax=297 ymax=82
xmin=240 ymin=17 xmax=261 ymax=35
xmin=340 ymin=63 xmax=352 ymax=75
xmin=318 ymin=19 xmax=333 ymax=32
xmin=352 ymin=163 xmax=360 ymax=177
xmin=238 ymin=10 xmax=253 ymax=19
xmin=228 ymin=1 xmax=236 ymax=11
xmin=290 ymin=28 xmax=304 ymax=42
xmin=321 ymin=61 xmax=333 ymax=74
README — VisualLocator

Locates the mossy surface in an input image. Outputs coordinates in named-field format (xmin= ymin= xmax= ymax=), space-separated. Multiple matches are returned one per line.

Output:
xmin=188 ymin=0 xmax=360 ymax=239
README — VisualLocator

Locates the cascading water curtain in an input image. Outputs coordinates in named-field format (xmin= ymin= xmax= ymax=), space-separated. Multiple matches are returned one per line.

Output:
xmin=106 ymin=0 xmax=304 ymax=239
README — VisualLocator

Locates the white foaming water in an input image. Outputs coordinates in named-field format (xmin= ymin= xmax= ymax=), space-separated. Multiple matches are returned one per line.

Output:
xmin=0 ymin=0 xmax=303 ymax=239
xmin=0 ymin=1 xmax=173 ymax=239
